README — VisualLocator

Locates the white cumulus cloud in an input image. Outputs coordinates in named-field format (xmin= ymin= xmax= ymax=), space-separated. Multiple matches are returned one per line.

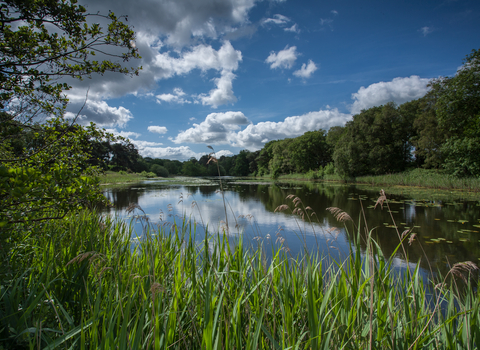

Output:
xmin=215 ymin=150 xmax=234 ymax=158
xmin=65 ymin=100 xmax=133 ymax=128
xmin=196 ymin=70 xmax=238 ymax=108
xmin=350 ymin=75 xmax=430 ymax=114
xmin=231 ymin=108 xmax=351 ymax=150
xmin=139 ymin=146 xmax=203 ymax=161
xmin=293 ymin=60 xmax=318 ymax=79
xmin=265 ymin=46 xmax=298 ymax=69
xmin=148 ymin=126 xmax=168 ymax=134
xmin=173 ymin=111 xmax=250 ymax=144
xmin=156 ymin=88 xmax=191 ymax=104
xmin=81 ymin=0 xmax=257 ymax=47
xmin=132 ymin=140 xmax=164 ymax=148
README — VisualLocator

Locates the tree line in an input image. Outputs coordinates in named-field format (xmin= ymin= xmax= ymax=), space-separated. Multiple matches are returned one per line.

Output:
xmin=107 ymin=48 xmax=480 ymax=180
xmin=166 ymin=48 xmax=480 ymax=179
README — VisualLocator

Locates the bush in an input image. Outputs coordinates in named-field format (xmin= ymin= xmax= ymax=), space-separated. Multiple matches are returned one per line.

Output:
xmin=140 ymin=171 xmax=156 ymax=178
xmin=306 ymin=169 xmax=321 ymax=180
xmin=324 ymin=162 xmax=336 ymax=175
xmin=150 ymin=164 xmax=169 ymax=177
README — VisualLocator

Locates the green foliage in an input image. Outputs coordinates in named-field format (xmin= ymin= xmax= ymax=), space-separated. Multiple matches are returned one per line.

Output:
xmin=231 ymin=150 xmax=250 ymax=176
xmin=436 ymin=49 xmax=480 ymax=139
xmin=0 ymin=120 xmax=109 ymax=227
xmin=140 ymin=171 xmax=156 ymax=178
xmin=150 ymin=164 xmax=169 ymax=177
xmin=0 ymin=0 xmax=141 ymax=231
xmin=412 ymin=90 xmax=446 ymax=169
xmin=432 ymin=49 xmax=480 ymax=176
xmin=0 ymin=0 xmax=140 ymax=117
xmin=442 ymin=137 xmax=480 ymax=177
xmin=355 ymin=168 xmax=480 ymax=191
xmin=288 ymin=130 xmax=331 ymax=173
xmin=333 ymin=103 xmax=415 ymax=178
xmin=182 ymin=158 xmax=206 ymax=176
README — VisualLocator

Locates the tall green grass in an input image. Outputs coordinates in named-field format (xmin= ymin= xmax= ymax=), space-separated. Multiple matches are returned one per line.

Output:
xmin=98 ymin=171 xmax=151 ymax=185
xmin=1 ymin=204 xmax=479 ymax=349
xmin=355 ymin=168 xmax=480 ymax=192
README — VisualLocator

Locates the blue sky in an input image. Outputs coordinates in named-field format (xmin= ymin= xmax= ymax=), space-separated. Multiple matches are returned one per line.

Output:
xmin=66 ymin=0 xmax=480 ymax=160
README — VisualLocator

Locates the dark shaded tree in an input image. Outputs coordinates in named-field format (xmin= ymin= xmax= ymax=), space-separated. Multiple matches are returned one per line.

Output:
xmin=333 ymin=103 xmax=414 ymax=177
xmin=287 ymin=130 xmax=331 ymax=173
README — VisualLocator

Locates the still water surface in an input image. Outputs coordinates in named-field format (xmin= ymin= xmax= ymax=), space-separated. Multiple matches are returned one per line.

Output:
xmin=101 ymin=178 xmax=480 ymax=277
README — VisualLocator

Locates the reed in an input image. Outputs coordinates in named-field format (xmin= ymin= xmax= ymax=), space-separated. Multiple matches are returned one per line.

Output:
xmin=1 ymin=198 xmax=479 ymax=349
xmin=355 ymin=168 xmax=480 ymax=192
xmin=98 ymin=171 xmax=150 ymax=185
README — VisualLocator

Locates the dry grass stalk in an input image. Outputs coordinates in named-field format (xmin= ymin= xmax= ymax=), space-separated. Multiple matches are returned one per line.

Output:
xmin=408 ymin=233 xmax=416 ymax=246
xmin=374 ymin=189 xmax=387 ymax=210
xmin=150 ymin=282 xmax=165 ymax=295
xmin=126 ymin=202 xmax=144 ymax=215
xmin=326 ymin=207 xmax=352 ymax=222
xmin=449 ymin=261 xmax=479 ymax=283
xmin=293 ymin=197 xmax=302 ymax=207
xmin=207 ymin=152 xmax=218 ymax=164
xmin=274 ymin=204 xmax=289 ymax=213
xmin=400 ymin=230 xmax=410 ymax=240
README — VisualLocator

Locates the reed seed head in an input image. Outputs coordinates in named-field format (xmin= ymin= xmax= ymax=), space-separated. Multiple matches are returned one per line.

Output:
xmin=326 ymin=207 xmax=352 ymax=222
xmin=374 ymin=189 xmax=387 ymax=210
xmin=274 ymin=204 xmax=289 ymax=213
xmin=449 ymin=261 xmax=479 ymax=283
xmin=408 ymin=233 xmax=416 ymax=246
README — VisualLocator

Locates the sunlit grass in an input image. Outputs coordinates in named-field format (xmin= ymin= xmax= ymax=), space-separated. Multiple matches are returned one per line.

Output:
xmin=1 ymin=205 xmax=479 ymax=349
xmin=356 ymin=168 xmax=480 ymax=192
xmin=98 ymin=170 xmax=148 ymax=185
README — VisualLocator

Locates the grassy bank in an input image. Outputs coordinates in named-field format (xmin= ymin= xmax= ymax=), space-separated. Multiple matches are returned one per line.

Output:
xmin=98 ymin=171 xmax=152 ymax=185
xmin=355 ymin=168 xmax=480 ymax=192
xmin=255 ymin=168 xmax=480 ymax=192
xmin=2 ymin=205 xmax=479 ymax=349
xmin=274 ymin=172 xmax=342 ymax=182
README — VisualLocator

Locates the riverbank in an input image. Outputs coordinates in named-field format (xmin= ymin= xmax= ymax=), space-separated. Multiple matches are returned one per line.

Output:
xmin=99 ymin=168 xmax=480 ymax=193
xmin=354 ymin=168 xmax=480 ymax=192
xmin=98 ymin=170 xmax=154 ymax=185
xmin=271 ymin=168 xmax=480 ymax=192
xmin=2 ymin=210 xmax=479 ymax=349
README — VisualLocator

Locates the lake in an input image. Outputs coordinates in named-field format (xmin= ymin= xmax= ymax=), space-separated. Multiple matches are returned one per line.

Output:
xmin=101 ymin=177 xmax=480 ymax=278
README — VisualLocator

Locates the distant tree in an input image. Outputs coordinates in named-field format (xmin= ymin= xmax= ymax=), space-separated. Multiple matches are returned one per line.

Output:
xmin=255 ymin=140 xmax=279 ymax=176
xmin=434 ymin=49 xmax=480 ymax=176
xmin=333 ymin=103 xmax=414 ymax=177
xmin=150 ymin=164 xmax=169 ymax=177
xmin=287 ymin=130 xmax=330 ymax=173
xmin=246 ymin=150 xmax=260 ymax=175
xmin=164 ymin=159 xmax=183 ymax=175
xmin=218 ymin=155 xmax=235 ymax=175
xmin=270 ymin=139 xmax=294 ymax=176
xmin=412 ymin=88 xmax=446 ymax=169
xmin=231 ymin=150 xmax=250 ymax=176
xmin=182 ymin=159 xmax=205 ymax=176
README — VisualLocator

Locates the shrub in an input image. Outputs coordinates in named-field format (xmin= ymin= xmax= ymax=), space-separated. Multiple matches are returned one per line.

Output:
xmin=150 ymin=164 xmax=169 ymax=177
xmin=140 ymin=171 xmax=156 ymax=178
